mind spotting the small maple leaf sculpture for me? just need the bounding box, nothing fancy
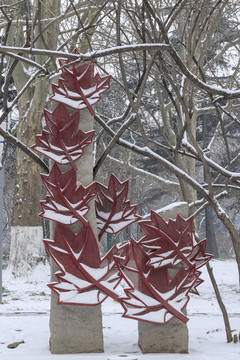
[40,164,96,226]
[51,60,111,115]
[95,174,141,240]
[32,104,94,170]
[139,212,212,270]
[115,239,198,324]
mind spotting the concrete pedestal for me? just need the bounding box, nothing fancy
[138,314,188,353]
[50,292,103,353]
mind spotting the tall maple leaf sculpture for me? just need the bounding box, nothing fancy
[33,55,212,325]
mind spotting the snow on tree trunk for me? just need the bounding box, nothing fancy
[9,98,46,275]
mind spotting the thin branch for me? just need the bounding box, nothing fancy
[94,113,137,177]
[0,126,48,173]
[3,51,47,72]
[207,263,233,343]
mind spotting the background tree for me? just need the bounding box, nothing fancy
[92,0,240,277]
[2,0,60,275]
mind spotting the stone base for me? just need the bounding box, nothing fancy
[50,293,104,354]
[138,317,188,353]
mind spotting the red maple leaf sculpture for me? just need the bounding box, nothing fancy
[189,239,213,269]
[33,54,212,326]
[40,163,96,226]
[115,240,198,324]
[45,224,125,305]
[51,60,111,115]
[95,174,141,240]
[32,104,94,170]
[139,212,212,270]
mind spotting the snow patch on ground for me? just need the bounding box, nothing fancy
[0,259,240,359]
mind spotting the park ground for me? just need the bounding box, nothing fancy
[0,259,240,360]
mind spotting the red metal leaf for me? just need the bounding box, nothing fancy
[51,60,111,115]
[32,104,94,170]
[189,271,204,295]
[115,240,198,324]
[95,174,141,240]
[40,163,96,226]
[44,224,124,305]
[139,212,195,268]
[188,239,213,269]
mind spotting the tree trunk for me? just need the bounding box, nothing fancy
[8,0,60,275]
[202,114,219,258]
[205,206,219,258]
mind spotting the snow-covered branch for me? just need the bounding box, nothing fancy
[0,43,171,62]
[94,114,209,199]
[107,154,180,191]
[182,139,240,183]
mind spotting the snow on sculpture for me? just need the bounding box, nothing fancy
[51,56,110,115]
[39,164,96,226]
[33,55,212,325]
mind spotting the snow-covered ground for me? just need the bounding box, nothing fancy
[0,259,240,359]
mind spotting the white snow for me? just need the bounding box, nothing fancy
[0,259,240,359]
[142,202,187,220]
[81,263,109,280]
